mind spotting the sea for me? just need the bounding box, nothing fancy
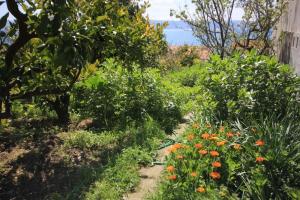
[151,20,201,46]
[151,20,246,46]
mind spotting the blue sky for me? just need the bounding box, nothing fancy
[146,0,244,21]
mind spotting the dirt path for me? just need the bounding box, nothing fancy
[124,113,193,200]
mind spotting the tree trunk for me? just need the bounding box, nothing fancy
[51,93,70,125]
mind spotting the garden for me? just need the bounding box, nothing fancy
[1,0,300,200]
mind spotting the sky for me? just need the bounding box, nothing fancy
[146,0,244,21]
[0,1,244,21]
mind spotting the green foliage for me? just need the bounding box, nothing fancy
[201,51,300,121]
[85,147,153,200]
[72,59,181,132]
[78,0,167,68]
[232,117,300,199]
[162,65,215,115]
[153,117,300,199]
[63,131,120,150]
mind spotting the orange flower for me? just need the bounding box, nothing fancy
[192,123,200,129]
[168,143,183,153]
[255,140,265,146]
[166,165,175,172]
[188,134,195,141]
[173,143,183,149]
[210,171,221,180]
[216,141,227,146]
[176,155,184,159]
[210,150,220,157]
[199,149,208,155]
[167,175,177,180]
[256,157,265,163]
[194,143,203,149]
[167,147,175,154]
[233,143,241,150]
[196,186,205,193]
[219,126,225,132]
[201,133,210,139]
[226,132,234,138]
[206,123,212,128]
[212,161,222,168]
[190,172,197,177]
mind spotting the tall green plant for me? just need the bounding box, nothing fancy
[201,51,300,121]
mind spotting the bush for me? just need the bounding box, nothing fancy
[162,65,215,115]
[201,51,300,121]
[63,130,121,150]
[72,59,181,132]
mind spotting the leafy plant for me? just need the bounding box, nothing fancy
[201,51,300,121]
[72,59,181,132]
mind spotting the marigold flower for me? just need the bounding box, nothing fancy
[192,123,200,129]
[226,132,234,138]
[210,150,219,157]
[219,126,225,132]
[216,141,227,146]
[210,171,221,180]
[233,143,241,150]
[173,143,183,149]
[194,143,203,149]
[196,186,205,193]
[256,157,265,163]
[212,161,221,168]
[176,155,184,159]
[199,149,208,155]
[166,165,175,172]
[255,140,265,146]
[201,133,210,139]
[188,133,195,141]
[190,172,197,177]
[167,175,177,180]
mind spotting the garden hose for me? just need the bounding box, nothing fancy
[157,138,176,150]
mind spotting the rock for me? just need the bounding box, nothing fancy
[76,118,94,130]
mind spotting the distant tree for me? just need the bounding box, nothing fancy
[173,0,287,58]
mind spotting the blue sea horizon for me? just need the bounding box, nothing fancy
[164,29,201,46]
[151,20,245,46]
[151,20,201,46]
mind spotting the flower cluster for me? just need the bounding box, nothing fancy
[164,122,267,196]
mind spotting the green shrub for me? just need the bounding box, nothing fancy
[162,65,215,115]
[63,130,120,150]
[72,59,181,132]
[201,51,300,121]
[232,117,300,199]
